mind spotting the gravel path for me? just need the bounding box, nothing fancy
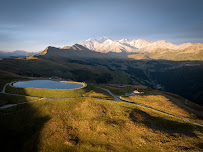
[98,87,203,126]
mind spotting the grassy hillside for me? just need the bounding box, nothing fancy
[120,91,203,124]
[97,84,203,123]
[0,98,202,152]
[0,71,202,152]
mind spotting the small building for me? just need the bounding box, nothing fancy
[133,90,140,94]
[133,90,144,94]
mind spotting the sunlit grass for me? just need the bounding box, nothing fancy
[120,91,203,124]
[0,98,202,152]
[83,87,115,100]
[0,78,202,151]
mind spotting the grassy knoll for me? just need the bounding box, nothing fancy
[0,98,202,152]
[120,90,203,124]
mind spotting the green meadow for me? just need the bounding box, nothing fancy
[0,98,202,152]
[0,77,202,152]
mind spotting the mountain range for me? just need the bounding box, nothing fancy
[80,37,203,54]
[1,38,202,61]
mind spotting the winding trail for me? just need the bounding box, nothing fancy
[96,87,122,101]
[1,82,12,93]
[98,87,203,126]
[1,82,203,126]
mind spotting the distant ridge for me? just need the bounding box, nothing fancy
[36,44,124,59]
[0,50,39,58]
[38,44,89,55]
[79,37,201,53]
[62,44,91,51]
[35,40,203,61]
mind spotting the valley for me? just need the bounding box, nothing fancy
[0,44,202,105]
[0,43,202,152]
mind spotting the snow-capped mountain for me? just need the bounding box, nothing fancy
[80,37,137,53]
[79,37,194,53]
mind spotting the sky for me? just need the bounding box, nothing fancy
[0,0,203,52]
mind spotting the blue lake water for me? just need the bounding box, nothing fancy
[13,80,84,89]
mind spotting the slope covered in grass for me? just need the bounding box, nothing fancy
[120,90,203,124]
[96,84,203,124]
[0,98,202,152]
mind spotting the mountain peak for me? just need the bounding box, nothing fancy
[37,44,91,57]
[80,37,198,53]
[96,36,110,43]
[70,44,89,50]
[86,37,111,43]
[119,38,130,43]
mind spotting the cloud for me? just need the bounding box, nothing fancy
[0,0,203,51]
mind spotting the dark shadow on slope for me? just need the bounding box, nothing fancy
[147,60,203,106]
[0,86,50,152]
[129,108,202,138]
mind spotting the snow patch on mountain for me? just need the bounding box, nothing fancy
[79,37,195,53]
